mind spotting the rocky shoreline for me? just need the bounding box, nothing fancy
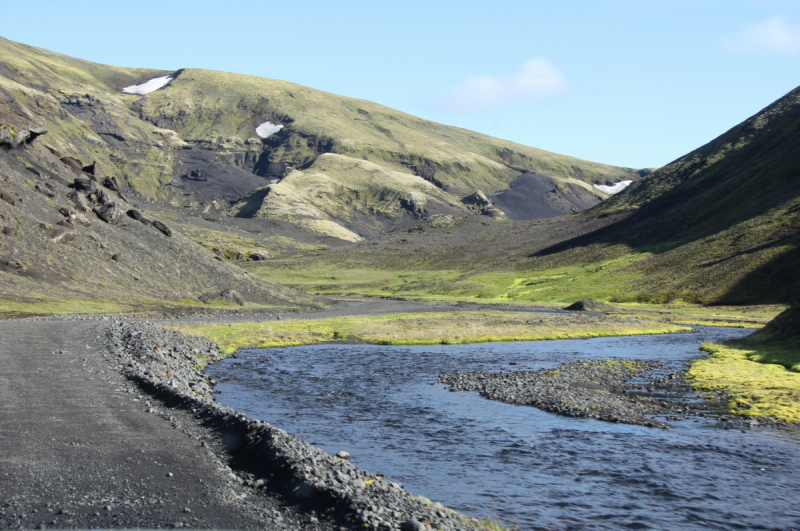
[103,319,488,531]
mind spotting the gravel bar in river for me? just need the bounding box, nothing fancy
[439,359,681,428]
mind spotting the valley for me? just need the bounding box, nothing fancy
[0,34,798,530]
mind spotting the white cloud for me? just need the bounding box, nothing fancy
[726,16,800,53]
[438,58,570,111]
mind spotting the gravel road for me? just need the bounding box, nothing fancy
[0,319,340,530]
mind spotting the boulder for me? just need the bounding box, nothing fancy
[71,177,97,193]
[0,190,21,206]
[126,209,143,221]
[67,190,89,211]
[82,161,98,176]
[564,300,615,312]
[0,126,47,148]
[152,220,172,237]
[199,289,245,306]
[47,226,76,244]
[101,176,120,192]
[93,202,123,224]
[249,251,273,261]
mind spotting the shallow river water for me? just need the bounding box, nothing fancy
[208,326,800,530]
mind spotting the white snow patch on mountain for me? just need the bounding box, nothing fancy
[256,121,284,138]
[594,180,633,195]
[122,76,173,95]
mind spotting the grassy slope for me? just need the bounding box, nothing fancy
[0,37,187,200]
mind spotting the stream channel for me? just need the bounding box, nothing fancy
[208,326,800,530]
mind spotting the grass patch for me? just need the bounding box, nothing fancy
[688,306,800,423]
[169,311,691,354]
[690,342,800,423]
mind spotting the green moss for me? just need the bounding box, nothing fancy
[690,342,800,423]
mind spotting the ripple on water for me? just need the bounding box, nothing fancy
[208,326,800,530]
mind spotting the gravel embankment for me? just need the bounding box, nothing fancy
[439,360,682,428]
[105,319,487,531]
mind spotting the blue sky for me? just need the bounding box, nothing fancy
[2,0,799,169]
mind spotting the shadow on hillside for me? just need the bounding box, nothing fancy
[715,240,800,305]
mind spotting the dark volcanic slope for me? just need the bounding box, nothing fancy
[490,172,604,220]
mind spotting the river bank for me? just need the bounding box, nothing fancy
[1,299,795,530]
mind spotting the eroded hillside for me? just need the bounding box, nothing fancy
[0,81,322,312]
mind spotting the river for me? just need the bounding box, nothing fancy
[207,326,800,530]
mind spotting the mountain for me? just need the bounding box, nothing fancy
[0,37,641,241]
[256,85,800,306]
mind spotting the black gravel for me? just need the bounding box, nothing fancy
[439,359,682,428]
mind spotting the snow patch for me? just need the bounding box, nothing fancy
[256,121,284,138]
[594,180,633,195]
[122,76,173,95]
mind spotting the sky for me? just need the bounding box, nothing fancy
[2,0,799,170]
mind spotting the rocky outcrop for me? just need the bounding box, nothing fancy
[564,300,616,312]
[152,220,172,237]
[461,190,507,218]
[93,201,124,224]
[199,289,245,306]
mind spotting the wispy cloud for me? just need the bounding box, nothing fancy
[437,58,570,112]
[725,16,800,53]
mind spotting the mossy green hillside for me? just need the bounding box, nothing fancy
[249,84,800,305]
[170,311,691,353]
